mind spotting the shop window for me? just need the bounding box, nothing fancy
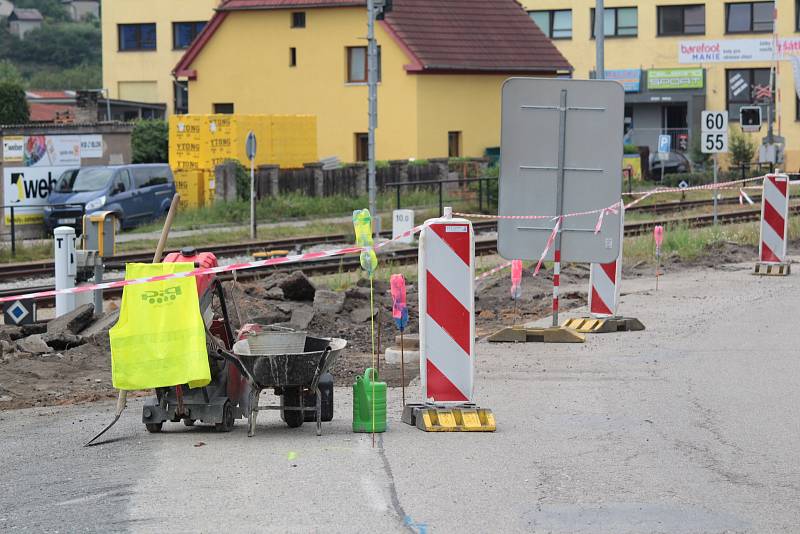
[173,21,206,49]
[292,12,306,28]
[448,131,462,158]
[726,68,771,119]
[658,5,705,35]
[213,103,234,114]
[347,46,381,83]
[591,7,637,37]
[355,133,369,162]
[118,23,156,51]
[529,9,572,39]
[725,2,773,33]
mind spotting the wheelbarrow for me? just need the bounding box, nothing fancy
[221,335,347,437]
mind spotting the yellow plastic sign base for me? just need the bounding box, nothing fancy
[487,325,585,343]
[562,316,646,334]
[401,404,496,432]
[754,262,791,276]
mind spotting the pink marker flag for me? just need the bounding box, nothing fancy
[390,274,408,330]
[654,225,664,248]
[510,260,522,300]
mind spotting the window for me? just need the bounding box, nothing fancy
[658,5,705,35]
[797,0,800,31]
[448,132,462,158]
[290,47,297,67]
[118,23,156,51]
[726,68,771,119]
[115,170,132,193]
[347,46,381,83]
[292,12,306,28]
[132,167,169,189]
[174,81,188,115]
[529,9,572,39]
[355,133,369,161]
[213,103,234,114]
[726,2,773,33]
[173,21,206,49]
[591,7,638,37]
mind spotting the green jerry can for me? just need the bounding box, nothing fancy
[353,368,387,433]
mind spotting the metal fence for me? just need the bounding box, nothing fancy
[387,177,498,216]
[1,203,85,257]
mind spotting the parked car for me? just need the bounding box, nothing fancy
[648,151,692,178]
[45,164,176,233]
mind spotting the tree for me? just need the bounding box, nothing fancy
[10,22,101,69]
[0,81,30,124]
[132,120,169,163]
[729,128,757,168]
[0,60,24,85]
[28,64,101,90]
[689,133,711,170]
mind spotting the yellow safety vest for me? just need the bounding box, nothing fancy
[109,262,210,390]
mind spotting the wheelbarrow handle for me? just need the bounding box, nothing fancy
[215,348,257,387]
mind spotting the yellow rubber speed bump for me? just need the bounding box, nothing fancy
[488,325,585,343]
[563,316,646,334]
[754,263,791,276]
[401,404,496,432]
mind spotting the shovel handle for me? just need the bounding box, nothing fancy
[115,390,128,417]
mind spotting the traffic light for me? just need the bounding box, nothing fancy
[740,106,762,132]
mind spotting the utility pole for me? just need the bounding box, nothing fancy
[595,0,604,79]
[367,0,379,236]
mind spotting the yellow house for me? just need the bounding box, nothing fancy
[101,0,219,115]
[523,0,800,170]
[173,0,572,162]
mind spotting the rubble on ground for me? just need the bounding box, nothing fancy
[0,258,595,410]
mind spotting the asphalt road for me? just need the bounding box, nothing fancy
[1,262,798,533]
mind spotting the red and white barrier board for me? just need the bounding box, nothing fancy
[589,260,621,317]
[588,206,625,317]
[759,174,790,264]
[418,210,474,403]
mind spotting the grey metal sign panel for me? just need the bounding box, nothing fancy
[498,78,624,264]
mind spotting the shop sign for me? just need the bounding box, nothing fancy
[679,38,800,63]
[2,136,24,162]
[606,69,641,92]
[647,68,704,90]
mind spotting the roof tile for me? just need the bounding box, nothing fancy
[185,0,572,74]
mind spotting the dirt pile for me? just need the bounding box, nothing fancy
[0,305,120,410]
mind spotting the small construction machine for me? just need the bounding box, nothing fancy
[141,247,345,435]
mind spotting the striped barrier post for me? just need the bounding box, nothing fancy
[563,206,645,333]
[755,173,791,275]
[402,207,494,432]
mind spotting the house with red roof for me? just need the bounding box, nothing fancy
[174,0,571,161]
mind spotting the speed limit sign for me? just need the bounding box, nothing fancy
[701,111,728,153]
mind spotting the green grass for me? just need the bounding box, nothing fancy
[132,191,480,234]
[0,242,51,264]
[623,217,800,265]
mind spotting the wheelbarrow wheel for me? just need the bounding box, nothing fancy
[282,387,304,428]
[145,422,162,433]
[215,402,235,432]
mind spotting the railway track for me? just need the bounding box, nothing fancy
[2,203,795,306]
[0,195,764,282]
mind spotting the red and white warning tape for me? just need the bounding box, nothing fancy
[6,173,792,303]
[0,223,428,304]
